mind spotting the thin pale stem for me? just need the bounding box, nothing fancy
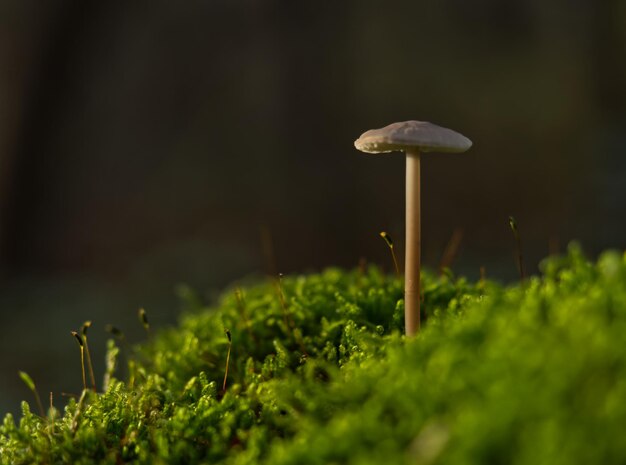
[79,347,86,392]
[49,392,55,433]
[33,389,45,418]
[222,342,231,392]
[405,151,421,336]
[516,235,526,281]
[83,338,97,392]
[390,246,401,278]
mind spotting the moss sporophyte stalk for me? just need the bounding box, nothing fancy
[3,244,626,464]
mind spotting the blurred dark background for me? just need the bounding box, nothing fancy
[1,0,624,415]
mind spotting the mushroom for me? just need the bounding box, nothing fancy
[354,121,472,336]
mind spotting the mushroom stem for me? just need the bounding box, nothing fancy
[405,150,421,336]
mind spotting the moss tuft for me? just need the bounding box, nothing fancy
[3,247,626,464]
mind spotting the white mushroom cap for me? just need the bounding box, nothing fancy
[354,120,472,154]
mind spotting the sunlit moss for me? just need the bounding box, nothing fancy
[2,248,626,464]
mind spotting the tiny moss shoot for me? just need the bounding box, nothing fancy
[138,308,150,334]
[102,339,119,392]
[49,392,55,433]
[509,216,526,281]
[275,273,291,331]
[105,324,132,356]
[81,321,97,392]
[71,389,89,434]
[71,331,87,392]
[380,231,400,277]
[222,329,232,392]
[18,371,44,417]
[104,324,123,339]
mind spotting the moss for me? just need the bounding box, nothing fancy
[2,245,626,464]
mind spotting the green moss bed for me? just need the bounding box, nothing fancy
[2,245,626,464]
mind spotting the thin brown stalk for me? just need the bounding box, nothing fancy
[439,228,464,274]
[380,231,401,278]
[222,329,232,392]
[508,216,526,281]
[275,275,308,356]
[49,392,55,433]
[81,321,97,392]
[138,308,150,335]
[71,331,87,391]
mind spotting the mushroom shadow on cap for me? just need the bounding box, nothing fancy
[354,121,472,154]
